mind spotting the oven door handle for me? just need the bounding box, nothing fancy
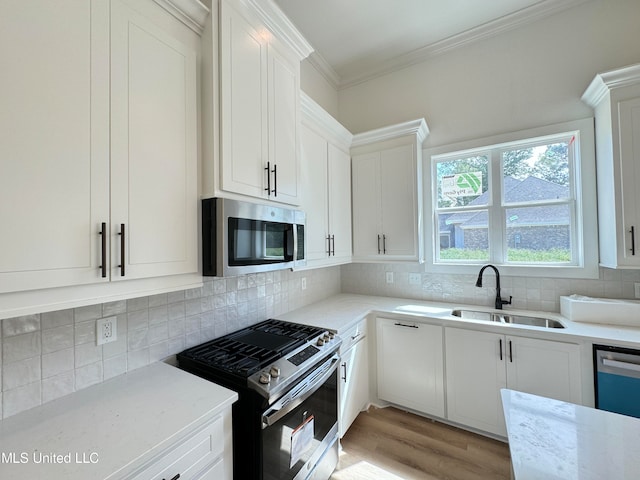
[261,354,339,429]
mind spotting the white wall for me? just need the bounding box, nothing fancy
[300,58,340,118]
[336,0,640,147]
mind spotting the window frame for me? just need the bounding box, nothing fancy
[423,118,598,279]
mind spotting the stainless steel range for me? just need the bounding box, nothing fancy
[177,319,341,480]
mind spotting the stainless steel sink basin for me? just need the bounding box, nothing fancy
[451,309,565,329]
[451,309,496,322]
[502,314,564,328]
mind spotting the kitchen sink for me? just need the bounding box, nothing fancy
[451,309,496,322]
[451,309,565,329]
[502,315,564,328]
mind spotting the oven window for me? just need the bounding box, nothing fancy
[228,218,294,265]
[262,369,338,480]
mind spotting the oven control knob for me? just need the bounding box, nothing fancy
[259,372,271,384]
[323,333,330,341]
[328,332,335,339]
[316,338,325,346]
[270,366,281,378]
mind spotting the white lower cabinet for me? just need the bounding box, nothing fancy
[376,317,445,418]
[445,327,582,437]
[129,414,228,480]
[339,320,369,437]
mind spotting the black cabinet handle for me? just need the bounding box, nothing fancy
[264,161,271,195]
[499,339,503,361]
[394,322,418,329]
[341,362,347,382]
[331,234,335,256]
[273,163,277,197]
[631,226,636,256]
[326,235,331,256]
[383,234,387,254]
[99,222,107,278]
[163,474,180,480]
[119,224,125,277]
[509,340,513,363]
[377,234,381,254]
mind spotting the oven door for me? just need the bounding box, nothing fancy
[261,354,339,480]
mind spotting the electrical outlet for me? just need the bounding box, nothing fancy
[409,273,421,285]
[385,272,394,284]
[635,283,640,299]
[96,317,117,345]
[301,277,307,290]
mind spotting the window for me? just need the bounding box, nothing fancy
[426,119,598,278]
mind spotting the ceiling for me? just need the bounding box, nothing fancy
[273,0,590,89]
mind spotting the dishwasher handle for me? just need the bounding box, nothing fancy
[602,358,640,373]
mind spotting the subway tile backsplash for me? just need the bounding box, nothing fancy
[341,263,640,312]
[0,267,340,419]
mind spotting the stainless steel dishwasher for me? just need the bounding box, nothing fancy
[594,344,640,418]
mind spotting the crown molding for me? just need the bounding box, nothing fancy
[581,63,640,107]
[154,0,210,34]
[245,0,313,60]
[351,118,429,148]
[333,0,592,89]
[300,92,353,148]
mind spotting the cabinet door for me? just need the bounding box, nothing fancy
[339,338,369,437]
[328,144,352,262]
[506,336,582,404]
[377,318,444,417]
[268,42,301,205]
[380,144,418,258]
[0,0,110,293]
[300,125,329,262]
[110,0,198,280]
[352,153,382,258]
[445,328,507,436]
[618,98,640,266]
[219,0,268,198]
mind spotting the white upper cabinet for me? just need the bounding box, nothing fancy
[211,0,312,205]
[0,0,203,302]
[300,93,353,267]
[582,63,640,268]
[351,119,429,262]
[0,0,110,293]
[110,0,199,281]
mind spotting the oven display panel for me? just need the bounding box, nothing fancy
[288,345,320,366]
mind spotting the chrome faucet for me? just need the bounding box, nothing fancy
[476,264,512,310]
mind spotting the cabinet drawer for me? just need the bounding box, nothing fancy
[128,415,224,480]
[340,320,367,353]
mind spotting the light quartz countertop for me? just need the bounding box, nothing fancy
[0,362,237,479]
[276,293,640,348]
[501,388,640,479]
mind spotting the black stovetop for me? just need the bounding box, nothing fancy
[177,319,325,379]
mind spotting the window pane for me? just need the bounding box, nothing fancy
[502,141,571,204]
[505,205,571,263]
[436,155,488,208]
[437,210,489,261]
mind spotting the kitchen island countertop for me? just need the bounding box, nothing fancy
[501,388,640,479]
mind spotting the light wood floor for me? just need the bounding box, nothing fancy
[331,407,511,480]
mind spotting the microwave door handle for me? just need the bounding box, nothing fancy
[261,355,339,428]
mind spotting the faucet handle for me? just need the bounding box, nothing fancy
[501,296,513,307]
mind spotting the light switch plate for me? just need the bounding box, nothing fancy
[635,283,640,299]
[386,272,394,284]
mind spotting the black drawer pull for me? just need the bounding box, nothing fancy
[163,474,180,480]
[394,322,418,329]
[631,226,636,256]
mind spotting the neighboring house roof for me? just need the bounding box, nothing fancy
[444,176,570,228]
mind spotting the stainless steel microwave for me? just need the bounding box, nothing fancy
[202,198,306,276]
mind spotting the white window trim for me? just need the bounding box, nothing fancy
[422,118,598,279]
